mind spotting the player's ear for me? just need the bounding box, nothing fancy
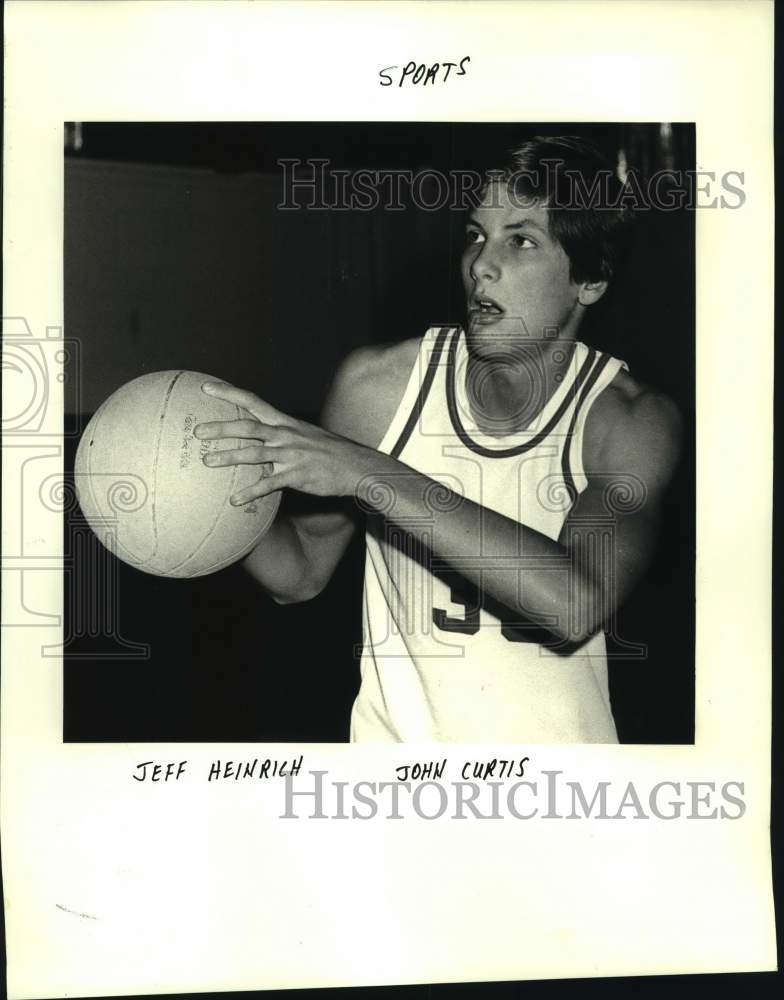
[577,279,608,306]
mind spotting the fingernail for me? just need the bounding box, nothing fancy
[202,382,216,394]
[230,495,241,506]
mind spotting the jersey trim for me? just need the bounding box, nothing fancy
[561,351,613,495]
[446,331,598,459]
[390,326,452,459]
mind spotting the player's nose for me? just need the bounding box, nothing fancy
[469,243,500,283]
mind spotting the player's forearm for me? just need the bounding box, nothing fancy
[356,458,598,644]
[241,515,322,605]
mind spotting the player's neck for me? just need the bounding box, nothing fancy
[465,336,577,437]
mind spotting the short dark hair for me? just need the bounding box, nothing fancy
[490,135,634,284]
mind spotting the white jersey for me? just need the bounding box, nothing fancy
[350,326,627,743]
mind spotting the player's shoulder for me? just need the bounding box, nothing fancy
[583,367,683,485]
[335,336,421,387]
[321,336,422,447]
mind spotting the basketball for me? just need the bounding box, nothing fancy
[74,370,280,578]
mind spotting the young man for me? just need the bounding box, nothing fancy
[195,136,682,743]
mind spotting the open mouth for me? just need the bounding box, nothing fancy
[470,297,504,321]
[472,297,504,315]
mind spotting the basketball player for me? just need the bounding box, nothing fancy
[195,136,682,742]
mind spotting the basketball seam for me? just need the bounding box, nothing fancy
[151,371,186,567]
[163,400,243,575]
[179,491,281,576]
[167,400,279,577]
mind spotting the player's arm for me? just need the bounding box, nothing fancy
[226,351,367,604]
[551,388,683,638]
[200,344,404,605]
[237,503,354,605]
[339,388,681,643]
[197,372,681,642]
[351,387,682,645]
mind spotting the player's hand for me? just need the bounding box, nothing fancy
[195,381,379,505]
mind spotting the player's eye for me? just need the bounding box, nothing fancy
[465,227,485,245]
[510,233,536,249]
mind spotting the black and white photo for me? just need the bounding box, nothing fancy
[1,2,775,995]
[64,123,696,746]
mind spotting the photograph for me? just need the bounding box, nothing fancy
[2,3,775,996]
[63,122,696,746]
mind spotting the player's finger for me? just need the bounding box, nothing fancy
[230,470,294,506]
[194,418,264,440]
[201,445,273,467]
[195,420,287,446]
[201,382,287,425]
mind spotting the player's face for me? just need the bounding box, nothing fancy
[461,182,583,354]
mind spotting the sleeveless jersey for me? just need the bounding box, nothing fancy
[350,326,628,743]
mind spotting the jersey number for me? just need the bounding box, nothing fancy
[432,572,480,635]
[432,573,537,644]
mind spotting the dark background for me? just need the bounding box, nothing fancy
[63,122,695,743]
